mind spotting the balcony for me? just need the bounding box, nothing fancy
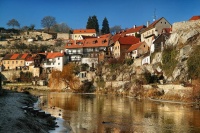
[67,52,83,55]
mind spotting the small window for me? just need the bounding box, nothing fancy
[12,61,14,64]
[58,57,60,60]
[144,45,145,47]
[165,22,166,24]
[58,63,60,65]
[161,22,162,24]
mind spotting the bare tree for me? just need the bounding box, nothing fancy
[7,19,20,28]
[110,25,122,34]
[51,22,70,33]
[41,16,56,33]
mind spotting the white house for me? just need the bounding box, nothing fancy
[43,50,67,71]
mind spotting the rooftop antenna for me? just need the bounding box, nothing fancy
[153,8,157,21]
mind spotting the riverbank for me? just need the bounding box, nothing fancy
[0,89,56,133]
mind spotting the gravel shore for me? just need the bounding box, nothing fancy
[0,89,54,133]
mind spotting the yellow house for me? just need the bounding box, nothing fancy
[141,17,171,47]
[72,29,96,40]
[2,53,30,70]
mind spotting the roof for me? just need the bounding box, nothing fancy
[3,53,29,60]
[118,36,140,45]
[189,16,200,21]
[73,29,96,34]
[123,25,146,35]
[25,56,34,61]
[65,36,109,49]
[46,52,64,59]
[127,42,146,53]
[141,17,165,33]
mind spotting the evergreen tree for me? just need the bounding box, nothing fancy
[86,16,93,29]
[92,15,99,33]
[101,17,110,34]
[86,15,99,34]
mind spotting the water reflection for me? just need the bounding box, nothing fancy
[33,92,200,133]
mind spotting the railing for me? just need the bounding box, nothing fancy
[67,52,82,55]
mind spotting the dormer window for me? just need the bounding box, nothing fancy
[68,43,71,46]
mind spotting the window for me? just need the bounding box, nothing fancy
[12,61,14,64]
[58,57,60,60]
[8,61,9,64]
[67,44,71,46]
[144,45,145,47]
[165,22,166,24]
[58,63,60,65]
[16,61,18,64]
[161,22,162,24]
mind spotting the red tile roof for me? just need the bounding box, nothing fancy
[73,29,96,34]
[118,36,140,45]
[123,25,146,35]
[127,42,146,53]
[21,53,28,59]
[10,54,19,60]
[3,53,29,60]
[46,52,64,59]
[111,33,121,42]
[189,16,200,21]
[25,56,34,61]
[65,37,109,49]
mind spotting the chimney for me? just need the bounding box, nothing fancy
[61,50,63,53]
[147,21,150,27]
[133,25,136,29]
[51,51,53,53]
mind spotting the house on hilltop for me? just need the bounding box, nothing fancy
[141,17,171,47]
[71,29,96,40]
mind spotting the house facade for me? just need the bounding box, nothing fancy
[71,29,96,40]
[43,51,67,72]
[126,41,149,59]
[112,36,140,59]
[2,53,30,70]
[65,34,110,68]
[141,17,171,47]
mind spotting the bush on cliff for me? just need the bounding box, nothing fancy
[187,45,200,80]
[161,46,178,77]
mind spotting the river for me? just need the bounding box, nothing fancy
[31,91,200,133]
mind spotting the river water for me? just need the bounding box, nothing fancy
[32,91,200,133]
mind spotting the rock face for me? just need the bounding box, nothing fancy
[163,20,200,82]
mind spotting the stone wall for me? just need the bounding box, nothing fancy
[105,81,129,88]
[143,84,193,93]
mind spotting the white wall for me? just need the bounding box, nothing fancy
[81,58,98,68]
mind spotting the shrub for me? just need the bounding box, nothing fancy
[187,45,200,79]
[124,58,133,66]
[161,46,178,76]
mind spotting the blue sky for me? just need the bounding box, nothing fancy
[0,0,200,30]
